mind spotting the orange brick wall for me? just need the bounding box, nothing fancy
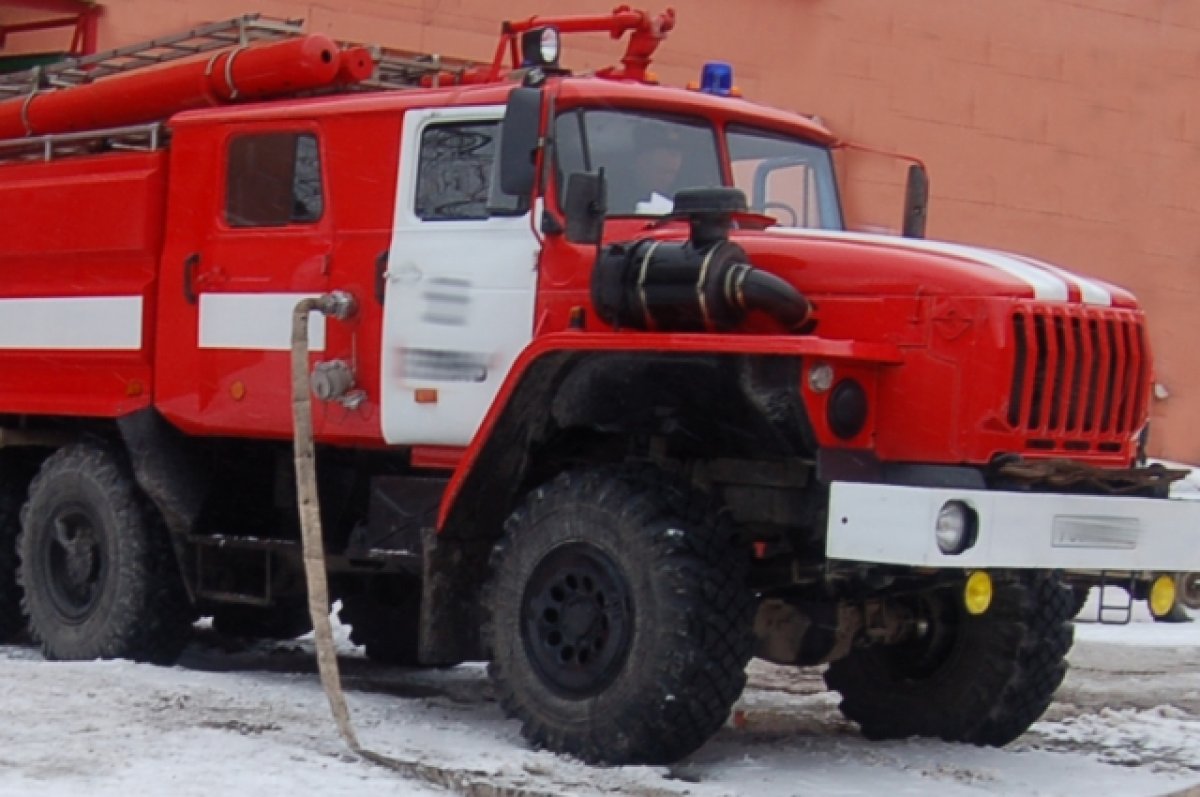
[4,1,1200,461]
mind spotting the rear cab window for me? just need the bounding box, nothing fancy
[225,132,324,227]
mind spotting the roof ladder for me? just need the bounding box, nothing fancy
[0,14,305,98]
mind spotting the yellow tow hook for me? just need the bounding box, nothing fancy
[964,571,994,616]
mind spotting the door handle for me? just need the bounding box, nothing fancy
[183,253,200,305]
[388,263,423,284]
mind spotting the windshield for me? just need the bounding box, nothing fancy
[555,109,843,229]
[728,125,843,230]
[555,109,722,215]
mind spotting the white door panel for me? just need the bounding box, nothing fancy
[381,106,539,446]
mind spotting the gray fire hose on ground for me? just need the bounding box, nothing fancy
[290,294,559,797]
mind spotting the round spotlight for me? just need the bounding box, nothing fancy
[827,379,867,439]
[808,362,834,393]
[520,26,561,68]
[935,500,977,555]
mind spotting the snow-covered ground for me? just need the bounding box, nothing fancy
[0,464,1195,795]
[0,598,1197,797]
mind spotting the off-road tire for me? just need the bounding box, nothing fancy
[825,573,1074,746]
[339,590,422,666]
[212,602,313,640]
[0,465,30,642]
[1068,584,1091,618]
[18,443,192,664]
[1152,599,1192,623]
[484,466,755,764]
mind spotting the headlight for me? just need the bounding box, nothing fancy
[935,500,977,555]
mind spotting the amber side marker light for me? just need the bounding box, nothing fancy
[1149,574,1177,619]
[964,571,993,615]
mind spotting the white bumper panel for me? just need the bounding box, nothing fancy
[826,481,1200,572]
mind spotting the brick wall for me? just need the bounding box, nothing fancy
[5,0,1199,460]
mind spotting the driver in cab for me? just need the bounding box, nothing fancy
[627,125,683,214]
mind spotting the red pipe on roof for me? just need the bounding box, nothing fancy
[0,34,357,140]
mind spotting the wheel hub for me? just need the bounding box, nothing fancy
[45,508,105,620]
[522,542,633,697]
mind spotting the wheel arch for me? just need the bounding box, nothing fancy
[439,348,817,543]
[420,345,815,664]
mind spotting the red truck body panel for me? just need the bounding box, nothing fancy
[0,150,163,418]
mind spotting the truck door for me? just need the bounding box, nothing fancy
[380,105,538,446]
[156,123,334,437]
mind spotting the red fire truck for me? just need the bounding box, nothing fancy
[0,7,1196,765]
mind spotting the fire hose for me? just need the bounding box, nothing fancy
[290,295,561,796]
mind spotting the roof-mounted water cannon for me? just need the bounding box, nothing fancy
[490,5,677,83]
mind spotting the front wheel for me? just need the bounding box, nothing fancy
[825,573,1074,746]
[484,467,754,764]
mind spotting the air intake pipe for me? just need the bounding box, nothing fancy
[591,188,811,332]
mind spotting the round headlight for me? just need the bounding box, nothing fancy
[827,379,867,439]
[936,500,976,555]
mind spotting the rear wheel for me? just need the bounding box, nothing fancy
[18,443,192,664]
[825,573,1074,745]
[484,467,754,764]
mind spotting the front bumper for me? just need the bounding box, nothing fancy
[826,482,1200,572]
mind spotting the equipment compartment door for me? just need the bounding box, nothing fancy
[381,106,538,446]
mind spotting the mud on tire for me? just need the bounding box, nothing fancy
[484,466,755,765]
[824,573,1074,746]
[18,443,192,664]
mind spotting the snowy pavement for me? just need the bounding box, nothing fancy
[0,463,1195,795]
[0,599,1197,797]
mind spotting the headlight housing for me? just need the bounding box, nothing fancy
[935,500,978,555]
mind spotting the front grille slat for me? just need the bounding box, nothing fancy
[1065,316,1084,431]
[1100,319,1119,433]
[1006,305,1148,452]
[1048,314,1068,431]
[1008,315,1028,428]
[1029,315,1049,429]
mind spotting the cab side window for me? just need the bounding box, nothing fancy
[226,132,324,227]
[415,121,525,221]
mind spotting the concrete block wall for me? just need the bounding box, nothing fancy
[4,0,1199,460]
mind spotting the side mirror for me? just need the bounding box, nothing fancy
[562,170,607,245]
[498,87,543,196]
[902,164,929,239]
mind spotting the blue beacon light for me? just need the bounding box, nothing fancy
[699,61,734,96]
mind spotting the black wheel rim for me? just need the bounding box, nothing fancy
[521,542,634,697]
[42,504,106,622]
